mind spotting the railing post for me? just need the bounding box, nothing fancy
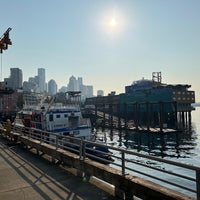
[159,101,164,132]
[197,169,200,200]
[82,142,86,160]
[146,101,150,131]
[40,131,42,144]
[28,129,31,139]
[135,102,139,130]
[121,151,125,176]
[124,103,127,129]
[56,135,58,150]
[79,139,83,159]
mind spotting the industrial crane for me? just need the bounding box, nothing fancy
[0,27,14,94]
[0,27,12,53]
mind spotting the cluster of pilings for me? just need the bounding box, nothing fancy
[86,101,193,132]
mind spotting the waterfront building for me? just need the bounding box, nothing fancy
[0,91,20,120]
[85,72,195,128]
[124,78,195,109]
[22,92,42,105]
[86,72,195,112]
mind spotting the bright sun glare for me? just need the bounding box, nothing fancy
[109,17,117,28]
[100,8,126,37]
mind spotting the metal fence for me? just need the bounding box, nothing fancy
[4,124,200,199]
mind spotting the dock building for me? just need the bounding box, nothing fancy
[85,72,195,130]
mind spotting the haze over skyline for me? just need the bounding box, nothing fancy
[1,1,199,99]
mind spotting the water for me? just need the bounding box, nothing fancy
[98,106,200,165]
[95,106,200,197]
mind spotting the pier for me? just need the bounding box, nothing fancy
[83,101,193,132]
[0,124,199,200]
[84,73,195,132]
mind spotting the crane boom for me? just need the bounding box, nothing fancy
[0,27,12,53]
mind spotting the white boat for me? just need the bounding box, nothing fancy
[14,93,113,163]
[19,103,90,135]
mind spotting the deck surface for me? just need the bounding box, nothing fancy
[0,137,114,200]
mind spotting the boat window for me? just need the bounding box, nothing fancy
[64,114,68,118]
[56,115,60,118]
[54,124,63,127]
[73,130,79,135]
[63,132,70,136]
[49,114,53,121]
[68,116,79,127]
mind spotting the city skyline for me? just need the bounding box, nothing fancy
[5,67,95,96]
[1,1,199,100]
[4,67,104,96]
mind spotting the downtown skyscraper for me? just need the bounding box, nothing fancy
[4,68,23,90]
[38,68,46,93]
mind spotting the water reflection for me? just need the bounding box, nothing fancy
[124,128,197,158]
[97,124,198,159]
[96,109,200,198]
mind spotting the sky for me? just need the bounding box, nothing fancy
[1,0,200,100]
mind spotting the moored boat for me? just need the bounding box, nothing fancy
[14,93,113,164]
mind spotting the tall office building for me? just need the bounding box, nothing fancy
[48,79,57,96]
[38,68,46,93]
[66,76,93,99]
[4,68,23,90]
[68,75,78,91]
[77,77,83,91]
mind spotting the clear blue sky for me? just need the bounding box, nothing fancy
[1,0,200,100]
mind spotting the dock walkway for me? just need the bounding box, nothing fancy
[0,126,198,200]
[0,137,114,200]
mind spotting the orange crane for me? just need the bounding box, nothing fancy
[0,27,12,53]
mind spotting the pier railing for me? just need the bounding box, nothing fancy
[5,125,200,199]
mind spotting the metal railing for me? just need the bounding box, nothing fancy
[3,124,200,199]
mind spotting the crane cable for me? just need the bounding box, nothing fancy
[0,53,2,82]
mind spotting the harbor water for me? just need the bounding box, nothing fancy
[98,106,200,164]
[95,105,200,197]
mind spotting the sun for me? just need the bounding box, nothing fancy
[109,17,117,28]
[99,9,126,37]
